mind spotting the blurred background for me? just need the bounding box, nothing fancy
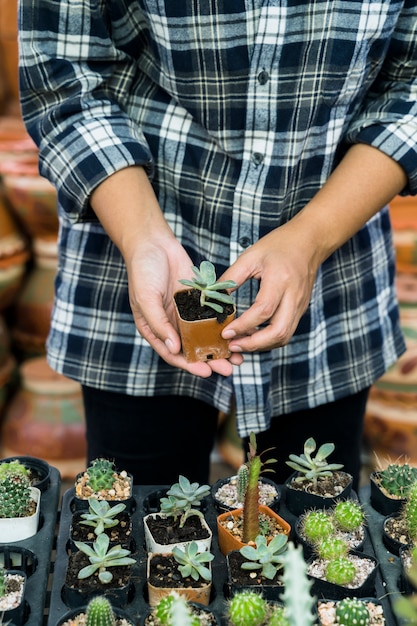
[1,0,417,486]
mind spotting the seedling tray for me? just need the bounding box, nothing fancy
[0,466,61,626]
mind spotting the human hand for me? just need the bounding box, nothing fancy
[219,218,322,353]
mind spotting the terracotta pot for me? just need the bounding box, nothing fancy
[146,551,212,607]
[173,289,236,362]
[0,156,58,238]
[216,504,291,556]
[0,356,87,479]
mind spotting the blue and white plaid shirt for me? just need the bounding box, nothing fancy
[18,0,417,437]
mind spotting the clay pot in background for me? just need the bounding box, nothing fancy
[1,356,87,480]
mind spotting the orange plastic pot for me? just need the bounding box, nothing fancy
[216,504,291,556]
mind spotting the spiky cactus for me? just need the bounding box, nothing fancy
[227,590,269,626]
[242,432,276,543]
[379,463,417,498]
[85,596,116,626]
[237,464,249,503]
[333,500,364,533]
[86,459,116,492]
[316,537,349,561]
[0,567,5,597]
[0,461,32,518]
[325,556,356,586]
[280,542,316,626]
[335,597,370,625]
[154,592,199,626]
[268,606,290,626]
[301,509,334,544]
[401,481,417,542]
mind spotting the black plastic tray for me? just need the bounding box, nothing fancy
[0,466,61,626]
[47,483,399,626]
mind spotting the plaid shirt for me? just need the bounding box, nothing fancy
[18,0,417,437]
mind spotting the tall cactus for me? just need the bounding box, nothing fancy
[85,596,116,626]
[402,481,417,542]
[280,542,316,626]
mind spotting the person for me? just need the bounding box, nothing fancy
[18,1,417,490]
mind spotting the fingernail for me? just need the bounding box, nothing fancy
[222,329,236,339]
[229,344,242,352]
[165,338,174,352]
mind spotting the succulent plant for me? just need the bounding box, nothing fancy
[285,437,344,486]
[0,460,32,518]
[239,533,288,580]
[178,260,237,313]
[85,595,116,626]
[280,542,316,626]
[241,431,277,543]
[79,497,127,536]
[301,509,335,544]
[85,458,117,492]
[335,597,370,626]
[171,540,214,582]
[333,500,365,533]
[74,532,136,584]
[268,606,290,626]
[315,536,349,561]
[378,462,417,498]
[401,481,417,542]
[154,592,200,626]
[325,556,357,586]
[236,464,249,503]
[159,475,210,527]
[0,567,5,598]
[226,590,269,626]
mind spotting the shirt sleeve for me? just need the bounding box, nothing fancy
[18,0,154,222]
[345,0,417,195]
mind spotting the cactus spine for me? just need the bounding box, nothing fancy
[325,556,356,586]
[335,597,370,625]
[227,590,268,626]
[333,500,364,533]
[85,596,116,626]
[316,536,349,561]
[379,463,417,498]
[301,510,334,544]
[86,459,116,492]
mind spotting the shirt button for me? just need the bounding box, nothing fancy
[238,236,252,248]
[257,70,270,85]
[252,152,264,166]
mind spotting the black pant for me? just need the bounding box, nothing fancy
[242,387,370,492]
[82,386,369,490]
[81,388,219,485]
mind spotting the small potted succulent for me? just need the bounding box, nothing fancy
[146,540,215,607]
[316,596,386,625]
[140,590,222,626]
[69,496,133,551]
[63,531,136,608]
[56,594,136,626]
[211,469,281,513]
[225,533,288,600]
[174,260,237,362]
[73,457,134,511]
[217,432,291,556]
[143,475,212,553]
[0,455,52,492]
[370,458,417,515]
[0,458,41,541]
[0,564,27,626]
[284,437,353,516]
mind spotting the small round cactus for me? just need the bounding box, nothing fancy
[86,458,116,492]
[85,596,116,626]
[0,462,32,518]
[379,463,417,498]
[227,590,268,626]
[154,592,199,626]
[316,536,349,561]
[333,500,364,532]
[335,597,370,625]
[325,556,357,586]
[268,605,290,626]
[302,509,335,544]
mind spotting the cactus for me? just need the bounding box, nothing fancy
[280,542,316,626]
[268,606,290,626]
[333,500,365,533]
[401,481,417,542]
[325,556,357,586]
[85,596,116,626]
[0,567,5,597]
[335,597,370,626]
[0,461,32,518]
[237,464,249,503]
[226,590,269,626]
[242,432,276,543]
[301,509,335,544]
[86,458,117,492]
[316,536,349,561]
[379,463,417,498]
[154,592,199,626]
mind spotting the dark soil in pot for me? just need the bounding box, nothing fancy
[145,514,211,545]
[285,471,353,516]
[382,514,412,555]
[147,553,211,592]
[174,289,234,322]
[69,511,133,549]
[141,601,220,626]
[225,550,284,600]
